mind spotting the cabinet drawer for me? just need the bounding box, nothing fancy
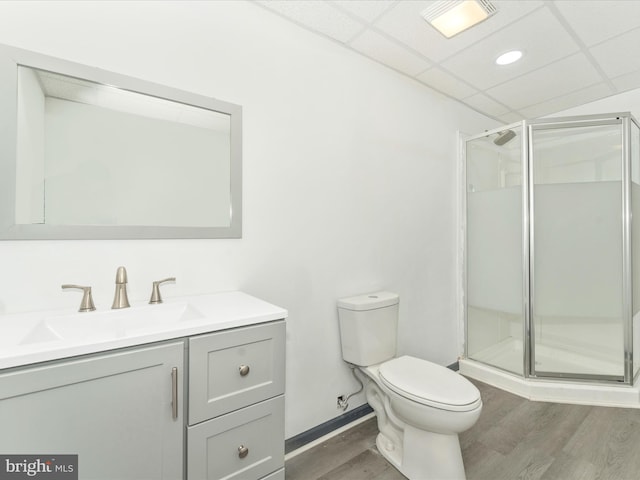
[261,468,285,480]
[189,320,285,424]
[187,395,284,480]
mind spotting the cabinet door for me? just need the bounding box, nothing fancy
[0,341,184,480]
[189,321,285,424]
[187,396,284,480]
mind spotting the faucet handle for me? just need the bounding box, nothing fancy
[115,266,128,284]
[62,284,96,312]
[149,277,176,304]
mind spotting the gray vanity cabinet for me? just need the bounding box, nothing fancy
[0,317,286,480]
[187,320,286,480]
[0,341,184,480]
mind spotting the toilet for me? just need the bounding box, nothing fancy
[337,291,482,480]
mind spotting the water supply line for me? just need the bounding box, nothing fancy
[337,363,364,411]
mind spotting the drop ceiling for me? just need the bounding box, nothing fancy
[256,0,640,124]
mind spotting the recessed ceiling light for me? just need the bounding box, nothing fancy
[421,0,497,39]
[495,50,523,65]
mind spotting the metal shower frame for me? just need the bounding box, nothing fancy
[463,111,640,386]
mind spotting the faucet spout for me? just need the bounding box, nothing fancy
[112,266,131,309]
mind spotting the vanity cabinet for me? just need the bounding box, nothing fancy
[0,318,286,480]
[0,341,184,480]
[0,298,286,480]
[187,320,286,480]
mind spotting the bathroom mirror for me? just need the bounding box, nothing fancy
[0,45,242,239]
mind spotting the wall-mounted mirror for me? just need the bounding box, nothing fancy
[0,45,242,239]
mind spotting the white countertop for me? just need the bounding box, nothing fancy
[0,291,287,370]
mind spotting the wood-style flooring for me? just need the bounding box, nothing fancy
[285,378,640,480]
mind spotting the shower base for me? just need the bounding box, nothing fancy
[469,337,622,377]
[460,339,640,408]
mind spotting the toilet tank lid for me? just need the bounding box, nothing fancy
[337,291,399,311]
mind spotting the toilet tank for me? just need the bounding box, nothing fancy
[337,291,399,366]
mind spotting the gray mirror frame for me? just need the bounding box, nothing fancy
[0,44,242,240]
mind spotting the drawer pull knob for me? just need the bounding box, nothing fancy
[238,445,249,459]
[239,364,250,376]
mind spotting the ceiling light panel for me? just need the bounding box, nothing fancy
[421,0,497,38]
[372,0,541,64]
[496,50,523,65]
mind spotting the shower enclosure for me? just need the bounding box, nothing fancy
[464,112,640,387]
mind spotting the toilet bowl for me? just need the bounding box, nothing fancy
[337,292,482,480]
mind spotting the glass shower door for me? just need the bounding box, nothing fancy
[530,121,625,380]
[466,125,524,375]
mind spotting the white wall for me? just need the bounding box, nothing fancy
[0,0,498,438]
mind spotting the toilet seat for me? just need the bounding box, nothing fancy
[378,355,481,412]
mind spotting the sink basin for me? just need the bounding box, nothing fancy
[17,322,63,345]
[41,303,204,342]
[4,302,203,347]
[0,291,288,370]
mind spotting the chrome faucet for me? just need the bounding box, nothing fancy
[112,266,131,309]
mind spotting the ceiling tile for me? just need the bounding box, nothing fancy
[256,0,364,43]
[441,7,580,91]
[374,0,544,63]
[485,53,603,111]
[554,0,640,46]
[518,82,614,119]
[589,27,640,79]
[330,0,396,23]
[256,1,640,120]
[349,29,431,77]
[462,93,510,117]
[416,67,478,99]
[612,70,640,93]
[497,112,525,124]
